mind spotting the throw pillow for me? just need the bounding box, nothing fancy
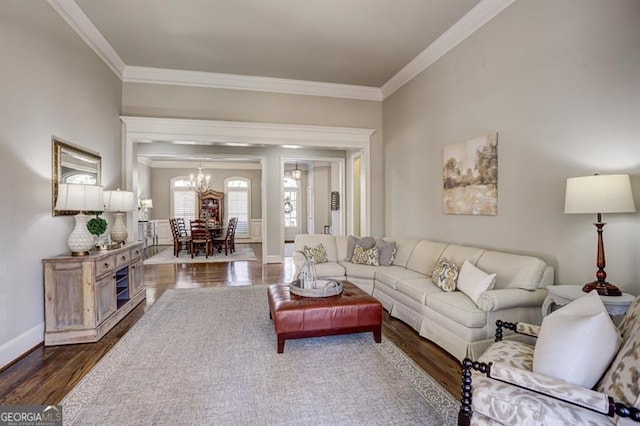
[352,244,379,266]
[344,236,376,261]
[376,238,397,266]
[533,291,622,388]
[457,260,496,305]
[431,257,459,292]
[302,244,328,264]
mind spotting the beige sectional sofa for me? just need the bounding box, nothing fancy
[293,234,554,361]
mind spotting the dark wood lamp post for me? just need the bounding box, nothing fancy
[564,174,636,296]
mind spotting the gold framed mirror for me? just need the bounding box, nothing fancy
[52,137,102,216]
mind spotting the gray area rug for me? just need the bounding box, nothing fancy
[143,245,257,265]
[61,285,459,425]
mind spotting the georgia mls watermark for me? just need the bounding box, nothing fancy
[0,405,62,426]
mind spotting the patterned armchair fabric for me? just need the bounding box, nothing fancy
[459,295,640,426]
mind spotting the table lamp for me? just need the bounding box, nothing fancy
[55,183,105,256]
[564,174,636,296]
[104,189,135,244]
[139,198,153,221]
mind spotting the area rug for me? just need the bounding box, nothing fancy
[143,245,257,265]
[61,286,459,425]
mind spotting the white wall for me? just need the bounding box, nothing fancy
[0,1,123,367]
[313,165,331,232]
[122,82,384,257]
[383,0,640,293]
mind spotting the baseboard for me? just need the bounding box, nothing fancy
[0,323,44,370]
[264,255,282,264]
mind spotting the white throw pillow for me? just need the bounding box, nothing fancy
[533,291,622,388]
[457,260,496,305]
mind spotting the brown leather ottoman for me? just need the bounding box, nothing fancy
[267,281,382,353]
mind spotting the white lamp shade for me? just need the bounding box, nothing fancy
[565,174,636,214]
[104,190,135,212]
[55,183,104,212]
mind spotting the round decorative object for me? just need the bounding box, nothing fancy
[289,279,343,298]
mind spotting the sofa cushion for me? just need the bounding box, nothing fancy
[404,240,447,276]
[375,267,424,290]
[476,250,547,291]
[313,261,346,279]
[426,292,486,328]
[437,244,485,268]
[302,243,329,264]
[432,257,458,292]
[375,238,397,266]
[457,260,496,306]
[341,261,388,280]
[344,236,375,261]
[381,238,420,268]
[294,234,338,262]
[335,235,349,262]
[533,291,622,388]
[396,278,441,305]
[352,244,379,266]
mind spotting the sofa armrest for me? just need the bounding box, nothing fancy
[477,288,548,312]
[489,362,612,414]
[460,359,640,426]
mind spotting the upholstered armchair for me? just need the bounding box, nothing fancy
[459,294,640,425]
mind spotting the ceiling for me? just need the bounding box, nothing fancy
[74,0,480,88]
[54,0,513,166]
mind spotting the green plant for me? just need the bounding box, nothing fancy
[87,212,107,236]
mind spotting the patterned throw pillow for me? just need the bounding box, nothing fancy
[344,236,376,261]
[302,244,328,264]
[432,257,459,292]
[352,244,379,266]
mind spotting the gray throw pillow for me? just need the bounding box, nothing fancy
[376,238,397,266]
[345,236,376,261]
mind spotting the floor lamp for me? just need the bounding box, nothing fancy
[55,183,105,256]
[564,174,636,296]
[104,189,135,245]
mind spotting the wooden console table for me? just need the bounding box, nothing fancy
[42,242,146,345]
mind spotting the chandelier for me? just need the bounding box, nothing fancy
[190,164,211,195]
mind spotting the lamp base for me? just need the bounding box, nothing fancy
[71,250,90,257]
[582,281,622,297]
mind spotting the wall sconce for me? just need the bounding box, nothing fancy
[330,191,340,211]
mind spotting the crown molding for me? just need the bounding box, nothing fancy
[47,0,125,78]
[143,160,262,170]
[49,0,512,102]
[123,66,382,101]
[381,0,516,99]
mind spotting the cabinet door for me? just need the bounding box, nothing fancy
[96,275,116,324]
[129,259,144,296]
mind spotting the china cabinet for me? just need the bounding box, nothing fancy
[198,190,224,224]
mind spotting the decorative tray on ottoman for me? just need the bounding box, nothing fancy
[289,279,343,298]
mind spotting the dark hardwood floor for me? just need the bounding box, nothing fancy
[0,243,462,405]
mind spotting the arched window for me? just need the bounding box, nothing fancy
[171,177,197,220]
[225,177,250,238]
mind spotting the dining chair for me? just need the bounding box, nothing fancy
[169,218,191,257]
[190,219,213,258]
